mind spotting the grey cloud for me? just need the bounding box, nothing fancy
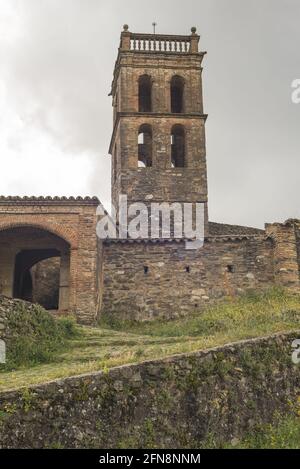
[0,0,299,227]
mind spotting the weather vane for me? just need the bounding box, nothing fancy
[152,22,157,34]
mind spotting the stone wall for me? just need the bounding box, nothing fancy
[0,331,298,448]
[0,296,8,342]
[31,257,60,310]
[294,220,300,275]
[101,235,275,321]
[0,297,7,367]
[266,219,300,293]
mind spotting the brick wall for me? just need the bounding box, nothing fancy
[0,197,99,324]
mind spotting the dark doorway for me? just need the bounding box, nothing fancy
[13,249,60,310]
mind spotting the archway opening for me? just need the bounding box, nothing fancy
[171,75,185,113]
[138,124,153,167]
[13,249,61,310]
[138,75,152,112]
[0,226,70,311]
[171,124,185,167]
[19,269,33,303]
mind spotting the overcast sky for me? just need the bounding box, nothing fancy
[0,0,299,228]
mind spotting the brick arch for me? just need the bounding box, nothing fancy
[168,73,186,84]
[0,220,78,248]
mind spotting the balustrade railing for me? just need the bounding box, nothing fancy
[130,34,191,53]
[120,26,200,54]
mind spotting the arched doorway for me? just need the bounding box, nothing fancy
[0,226,70,311]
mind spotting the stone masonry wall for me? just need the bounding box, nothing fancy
[294,220,300,276]
[0,297,8,342]
[101,236,275,321]
[0,331,298,448]
[266,220,300,293]
[31,257,60,310]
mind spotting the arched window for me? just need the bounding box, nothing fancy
[138,75,152,112]
[138,124,152,167]
[170,75,185,113]
[171,125,185,167]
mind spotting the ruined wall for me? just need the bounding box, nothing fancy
[294,220,300,277]
[0,331,298,449]
[101,235,275,321]
[265,220,300,293]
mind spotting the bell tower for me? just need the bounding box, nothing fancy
[109,25,208,233]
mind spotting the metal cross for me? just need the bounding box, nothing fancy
[152,22,157,34]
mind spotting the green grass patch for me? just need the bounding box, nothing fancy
[100,287,300,338]
[0,287,299,391]
[0,299,79,372]
[215,414,300,449]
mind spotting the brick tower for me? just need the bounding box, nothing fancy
[109,25,208,234]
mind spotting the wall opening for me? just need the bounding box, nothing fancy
[171,124,185,167]
[171,75,185,113]
[138,124,153,167]
[138,75,152,112]
[13,249,61,310]
[0,226,70,311]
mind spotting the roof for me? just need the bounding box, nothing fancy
[104,234,265,246]
[208,221,264,236]
[103,221,266,245]
[0,196,100,206]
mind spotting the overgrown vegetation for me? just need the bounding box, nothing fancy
[203,414,300,449]
[238,416,300,449]
[0,287,299,391]
[100,287,300,337]
[0,299,78,372]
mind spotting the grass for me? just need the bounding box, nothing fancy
[0,287,300,392]
[0,298,78,372]
[100,287,300,337]
[214,413,300,449]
